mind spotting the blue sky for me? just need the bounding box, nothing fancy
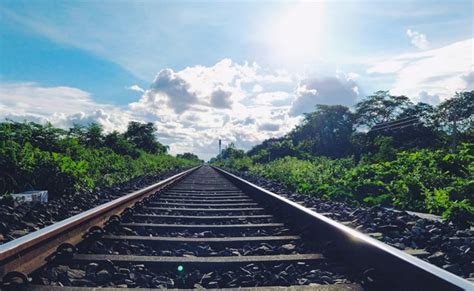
[0,0,472,159]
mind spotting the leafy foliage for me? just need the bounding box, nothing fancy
[291,105,354,158]
[124,121,168,154]
[0,121,200,198]
[354,90,412,128]
[244,144,473,224]
[176,153,204,163]
[210,143,254,171]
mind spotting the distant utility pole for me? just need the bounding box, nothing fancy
[218,139,222,155]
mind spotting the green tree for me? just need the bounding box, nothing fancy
[219,143,246,160]
[366,102,441,151]
[291,105,354,158]
[84,123,104,148]
[436,91,474,150]
[124,122,168,154]
[2,121,66,153]
[0,120,200,198]
[177,152,203,163]
[104,131,139,158]
[248,138,298,163]
[68,124,87,144]
[355,91,412,128]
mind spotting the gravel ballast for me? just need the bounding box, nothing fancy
[33,260,355,288]
[0,167,191,244]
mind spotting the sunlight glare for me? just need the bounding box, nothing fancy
[266,3,325,64]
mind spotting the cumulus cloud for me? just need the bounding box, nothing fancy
[406,29,430,50]
[126,85,145,93]
[128,59,301,159]
[289,76,360,116]
[258,122,280,132]
[150,69,198,113]
[0,82,131,132]
[367,38,473,102]
[462,71,474,91]
[210,89,233,109]
[252,84,263,93]
[62,109,131,132]
[416,91,440,105]
[133,59,294,116]
[253,91,292,107]
[0,82,94,115]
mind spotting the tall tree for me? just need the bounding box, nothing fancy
[355,91,413,128]
[291,105,354,158]
[248,137,298,163]
[218,143,246,160]
[68,124,87,144]
[177,152,203,163]
[368,102,441,150]
[84,123,104,148]
[124,122,168,154]
[5,121,66,152]
[436,91,474,150]
[104,131,139,157]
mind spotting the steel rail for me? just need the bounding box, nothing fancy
[0,166,199,280]
[212,166,473,291]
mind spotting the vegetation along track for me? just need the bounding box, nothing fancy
[0,166,471,290]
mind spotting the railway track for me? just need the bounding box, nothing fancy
[0,166,472,290]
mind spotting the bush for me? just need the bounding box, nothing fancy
[444,200,474,228]
[0,121,200,199]
[252,156,354,199]
[221,144,473,225]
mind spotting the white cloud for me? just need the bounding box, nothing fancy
[135,60,364,159]
[289,76,360,116]
[252,84,263,93]
[416,91,440,105]
[462,72,474,91]
[253,91,292,107]
[129,59,302,159]
[406,29,430,50]
[0,82,131,132]
[367,38,473,102]
[60,109,132,132]
[126,85,145,93]
[210,89,233,109]
[0,82,94,115]
[258,122,280,132]
[150,68,199,113]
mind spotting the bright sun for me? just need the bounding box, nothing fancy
[266,3,325,64]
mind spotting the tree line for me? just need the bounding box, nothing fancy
[247,91,473,162]
[0,121,200,199]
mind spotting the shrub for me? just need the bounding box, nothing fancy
[221,144,473,225]
[0,121,200,199]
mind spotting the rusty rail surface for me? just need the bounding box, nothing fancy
[212,166,473,291]
[0,166,198,279]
